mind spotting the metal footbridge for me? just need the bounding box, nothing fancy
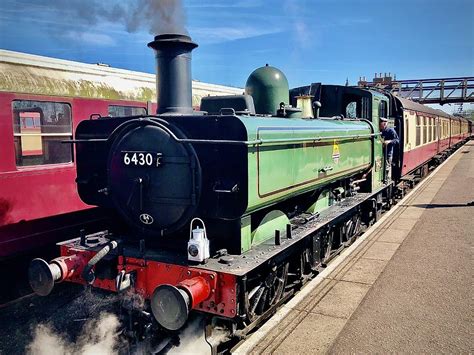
[357,74,474,105]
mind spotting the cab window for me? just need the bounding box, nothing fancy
[378,101,387,119]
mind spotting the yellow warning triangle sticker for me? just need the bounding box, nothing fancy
[332,140,340,163]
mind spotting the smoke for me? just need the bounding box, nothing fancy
[126,0,188,35]
[167,315,211,355]
[27,312,122,355]
[162,315,231,355]
[283,0,313,50]
[47,0,188,35]
[26,288,132,355]
[27,324,69,355]
[121,288,146,311]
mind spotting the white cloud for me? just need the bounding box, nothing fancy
[64,31,116,46]
[190,26,282,44]
[428,103,474,115]
[186,0,264,8]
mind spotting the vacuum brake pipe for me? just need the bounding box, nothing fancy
[81,240,120,284]
[28,240,120,296]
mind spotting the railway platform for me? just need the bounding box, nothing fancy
[236,141,473,354]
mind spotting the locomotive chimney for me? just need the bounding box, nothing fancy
[148,34,198,114]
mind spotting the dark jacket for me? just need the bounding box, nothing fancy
[381,127,399,159]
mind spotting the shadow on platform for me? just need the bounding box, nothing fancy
[412,202,474,209]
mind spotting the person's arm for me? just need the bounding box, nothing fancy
[390,128,399,145]
[383,128,399,146]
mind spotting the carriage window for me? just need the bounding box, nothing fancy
[423,116,427,144]
[405,119,409,146]
[416,116,421,146]
[428,118,432,142]
[108,105,146,117]
[12,101,73,166]
[378,101,387,119]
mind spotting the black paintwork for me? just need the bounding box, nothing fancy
[75,115,248,244]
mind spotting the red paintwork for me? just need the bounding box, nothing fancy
[178,276,212,308]
[50,253,87,282]
[402,140,439,175]
[0,92,156,258]
[118,257,237,318]
[58,243,238,318]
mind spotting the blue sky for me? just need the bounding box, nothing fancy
[1,0,473,105]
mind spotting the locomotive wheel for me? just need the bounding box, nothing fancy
[247,263,289,322]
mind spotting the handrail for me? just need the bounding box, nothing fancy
[68,132,379,146]
[67,117,378,146]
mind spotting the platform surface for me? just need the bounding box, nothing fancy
[243,141,473,354]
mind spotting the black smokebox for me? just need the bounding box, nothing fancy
[148,34,198,114]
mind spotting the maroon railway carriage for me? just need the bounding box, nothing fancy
[0,93,150,258]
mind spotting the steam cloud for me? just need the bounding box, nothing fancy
[46,0,187,35]
[27,312,122,355]
[167,316,211,355]
[25,294,230,355]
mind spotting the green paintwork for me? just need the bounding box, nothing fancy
[239,115,373,214]
[250,210,289,248]
[240,215,252,253]
[234,89,389,252]
[245,65,289,115]
[236,89,387,255]
[306,189,331,214]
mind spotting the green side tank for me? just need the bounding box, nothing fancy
[245,64,289,115]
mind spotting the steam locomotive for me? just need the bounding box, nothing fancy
[28,33,469,350]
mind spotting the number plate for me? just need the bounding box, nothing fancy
[122,151,162,167]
